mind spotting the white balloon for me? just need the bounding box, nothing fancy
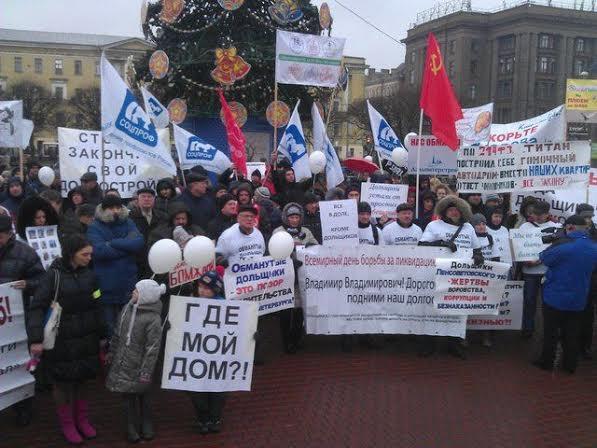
[391,147,408,167]
[364,155,373,162]
[404,132,418,151]
[38,166,55,187]
[183,236,215,268]
[268,231,294,260]
[308,151,327,174]
[148,239,182,274]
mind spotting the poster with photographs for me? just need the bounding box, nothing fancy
[25,225,61,270]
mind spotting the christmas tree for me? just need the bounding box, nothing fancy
[137,0,323,118]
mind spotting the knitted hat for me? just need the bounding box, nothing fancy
[358,201,372,214]
[198,271,224,296]
[76,204,96,218]
[254,186,271,201]
[80,172,98,182]
[124,279,166,346]
[303,192,320,205]
[0,214,12,233]
[186,172,208,184]
[217,193,236,211]
[470,213,487,226]
[565,214,589,226]
[101,195,122,209]
[172,226,193,247]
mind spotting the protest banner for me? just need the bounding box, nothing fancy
[566,79,597,123]
[456,103,493,146]
[457,141,591,193]
[406,135,458,175]
[224,256,294,316]
[25,225,61,270]
[169,261,216,289]
[58,127,171,198]
[275,30,346,88]
[488,105,566,145]
[0,100,23,148]
[319,199,358,247]
[360,182,408,218]
[0,285,35,411]
[509,228,546,262]
[433,259,510,315]
[467,281,523,331]
[590,169,597,225]
[246,162,266,179]
[161,296,257,392]
[297,245,467,337]
[510,189,589,225]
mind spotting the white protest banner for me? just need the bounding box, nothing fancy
[275,30,345,88]
[169,261,216,289]
[224,256,294,316]
[0,100,23,148]
[456,102,493,146]
[173,124,231,174]
[20,120,33,149]
[360,183,408,218]
[319,199,358,247]
[406,135,458,175]
[510,189,588,225]
[246,162,266,179]
[297,245,467,337]
[467,281,523,331]
[488,104,566,145]
[58,127,171,198]
[434,259,510,315]
[101,54,176,174]
[161,296,257,392]
[457,141,591,193]
[509,228,545,262]
[0,286,35,411]
[25,225,61,270]
[590,169,597,225]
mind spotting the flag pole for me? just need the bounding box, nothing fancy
[19,147,24,182]
[273,83,279,170]
[415,108,424,219]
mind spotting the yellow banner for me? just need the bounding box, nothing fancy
[566,79,597,110]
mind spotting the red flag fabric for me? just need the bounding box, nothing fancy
[419,33,463,150]
[262,163,277,195]
[218,89,247,177]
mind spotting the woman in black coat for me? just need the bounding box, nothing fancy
[28,234,107,445]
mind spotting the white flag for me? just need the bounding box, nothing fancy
[367,101,404,161]
[277,101,311,181]
[312,103,344,188]
[173,124,231,174]
[0,100,23,148]
[101,54,176,174]
[141,87,170,129]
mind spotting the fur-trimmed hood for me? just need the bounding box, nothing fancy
[282,202,304,227]
[16,196,60,240]
[95,204,130,224]
[434,196,472,223]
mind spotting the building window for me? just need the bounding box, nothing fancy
[0,79,6,93]
[576,38,585,53]
[348,148,355,158]
[497,107,512,123]
[469,85,477,100]
[51,82,67,100]
[574,59,587,76]
[449,40,455,55]
[537,56,556,74]
[34,58,43,74]
[470,60,478,76]
[54,59,63,75]
[499,35,515,51]
[409,70,415,85]
[448,61,455,78]
[539,34,554,49]
[14,57,23,73]
[410,51,416,64]
[471,39,480,53]
[499,57,514,74]
[536,81,555,100]
[54,111,66,126]
[497,80,513,97]
[95,60,100,76]
[74,60,82,75]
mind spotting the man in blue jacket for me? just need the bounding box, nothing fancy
[87,196,144,336]
[534,215,597,374]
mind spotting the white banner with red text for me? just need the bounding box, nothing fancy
[169,261,216,289]
[467,281,523,330]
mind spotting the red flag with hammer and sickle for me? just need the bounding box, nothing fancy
[419,33,463,150]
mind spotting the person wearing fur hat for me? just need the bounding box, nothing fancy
[273,203,318,354]
[357,202,384,246]
[1,176,26,223]
[207,193,237,241]
[187,271,228,434]
[106,279,166,443]
[382,203,422,246]
[87,196,144,336]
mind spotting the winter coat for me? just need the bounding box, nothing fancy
[0,235,45,297]
[83,185,104,207]
[303,209,322,244]
[16,196,61,240]
[106,299,163,393]
[207,213,236,241]
[59,210,87,239]
[0,177,25,221]
[155,178,181,215]
[129,206,168,279]
[87,206,144,305]
[25,177,47,196]
[148,203,206,248]
[272,176,311,207]
[27,258,106,382]
[180,189,216,230]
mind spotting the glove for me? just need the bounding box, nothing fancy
[473,250,484,266]
[172,226,192,247]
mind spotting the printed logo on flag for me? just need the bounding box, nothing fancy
[377,120,401,151]
[116,91,158,147]
[148,97,164,116]
[186,136,217,161]
[285,125,307,162]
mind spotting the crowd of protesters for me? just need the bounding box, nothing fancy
[0,156,596,444]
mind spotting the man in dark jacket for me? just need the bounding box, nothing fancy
[87,196,144,336]
[181,173,216,230]
[80,172,103,207]
[149,202,206,247]
[273,167,311,207]
[129,188,167,278]
[534,215,597,373]
[25,160,46,196]
[0,177,26,223]
[60,204,95,239]
[155,177,180,215]
[302,192,322,244]
[207,193,237,241]
[0,214,45,426]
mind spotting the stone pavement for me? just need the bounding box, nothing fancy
[2,326,597,448]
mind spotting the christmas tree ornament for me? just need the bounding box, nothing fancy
[168,98,187,124]
[149,50,169,79]
[217,0,245,11]
[160,0,185,23]
[269,0,303,26]
[319,3,332,30]
[220,101,247,128]
[210,47,251,86]
[266,100,290,128]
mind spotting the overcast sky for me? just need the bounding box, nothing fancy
[1,0,522,68]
